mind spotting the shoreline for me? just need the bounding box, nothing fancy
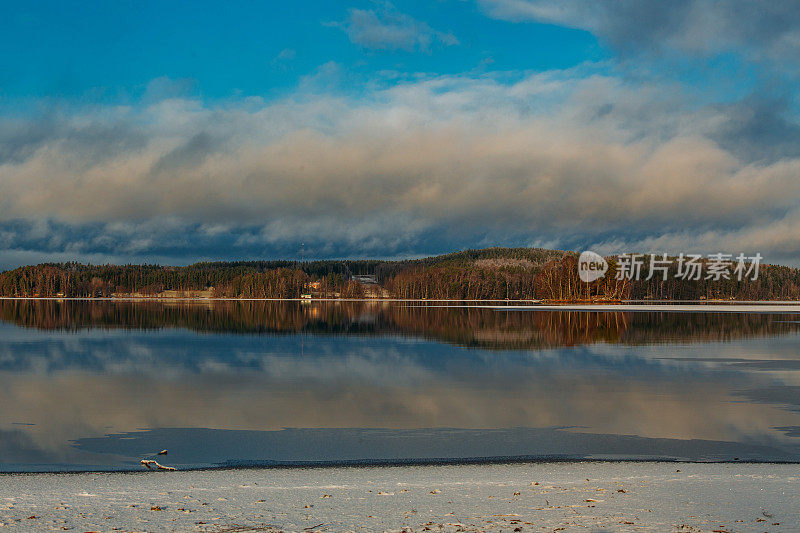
[1,462,797,532]
[5,456,800,476]
[3,296,800,313]
[2,296,800,304]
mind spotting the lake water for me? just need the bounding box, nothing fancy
[2,299,800,471]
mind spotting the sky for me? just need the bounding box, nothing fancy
[1,0,800,268]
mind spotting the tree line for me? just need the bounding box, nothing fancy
[1,249,799,300]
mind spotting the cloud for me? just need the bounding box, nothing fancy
[143,76,198,102]
[275,48,296,62]
[2,67,800,267]
[336,6,459,52]
[479,0,800,62]
[709,96,800,162]
[271,48,297,70]
[590,207,800,266]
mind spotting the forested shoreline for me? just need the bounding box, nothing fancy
[1,247,799,301]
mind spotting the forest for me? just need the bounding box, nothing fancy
[1,248,799,301]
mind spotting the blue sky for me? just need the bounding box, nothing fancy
[1,1,800,268]
[2,1,603,101]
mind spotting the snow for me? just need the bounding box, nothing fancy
[1,462,798,531]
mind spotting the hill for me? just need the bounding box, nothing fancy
[0,247,798,301]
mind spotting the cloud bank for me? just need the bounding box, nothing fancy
[2,62,800,268]
[480,0,800,62]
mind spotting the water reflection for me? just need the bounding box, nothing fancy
[2,299,799,349]
[1,300,800,470]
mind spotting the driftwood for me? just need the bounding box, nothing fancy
[141,459,177,471]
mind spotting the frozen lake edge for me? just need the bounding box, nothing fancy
[1,461,798,532]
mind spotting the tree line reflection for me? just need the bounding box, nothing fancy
[2,299,798,349]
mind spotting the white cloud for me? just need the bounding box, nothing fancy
[275,48,296,61]
[271,48,296,70]
[479,0,800,62]
[2,67,800,265]
[337,7,459,52]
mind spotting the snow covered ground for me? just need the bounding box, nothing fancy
[1,462,798,532]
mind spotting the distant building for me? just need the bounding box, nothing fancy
[351,274,377,284]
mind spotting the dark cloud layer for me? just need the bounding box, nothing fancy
[481,0,800,62]
[2,69,800,268]
[711,97,800,162]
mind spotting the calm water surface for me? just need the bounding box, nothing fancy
[2,299,800,471]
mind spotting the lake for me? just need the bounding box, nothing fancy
[2,299,800,471]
